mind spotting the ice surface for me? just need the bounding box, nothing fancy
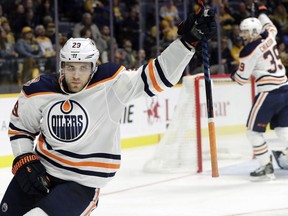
[1,133,288,216]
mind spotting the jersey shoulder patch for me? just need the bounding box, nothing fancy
[239,39,262,58]
[89,63,123,85]
[22,74,61,96]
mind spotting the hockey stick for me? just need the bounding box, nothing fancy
[251,0,256,17]
[197,0,219,177]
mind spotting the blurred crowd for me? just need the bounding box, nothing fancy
[0,0,287,88]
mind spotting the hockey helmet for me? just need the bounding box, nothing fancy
[239,18,262,40]
[60,38,99,73]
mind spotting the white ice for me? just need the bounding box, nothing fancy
[1,132,288,216]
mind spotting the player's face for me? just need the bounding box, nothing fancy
[63,62,92,93]
[240,30,251,45]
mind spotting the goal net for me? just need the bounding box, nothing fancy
[143,74,255,173]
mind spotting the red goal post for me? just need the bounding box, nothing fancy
[143,74,256,174]
[194,74,255,172]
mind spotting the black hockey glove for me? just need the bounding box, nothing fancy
[178,8,216,47]
[12,153,51,195]
[230,65,238,81]
[255,3,268,16]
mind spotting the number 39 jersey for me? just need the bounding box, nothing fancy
[234,14,287,93]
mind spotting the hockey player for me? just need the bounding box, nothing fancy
[231,5,288,181]
[0,8,216,216]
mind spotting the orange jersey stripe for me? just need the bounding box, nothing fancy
[38,136,120,169]
[254,146,268,153]
[87,66,125,89]
[235,75,249,85]
[148,60,163,92]
[22,89,59,98]
[257,76,287,84]
[8,130,24,135]
[8,130,36,139]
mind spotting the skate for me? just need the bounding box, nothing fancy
[272,149,288,169]
[250,162,275,181]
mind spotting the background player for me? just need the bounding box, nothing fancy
[231,4,288,181]
[0,8,216,216]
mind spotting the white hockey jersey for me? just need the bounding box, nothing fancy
[234,14,287,93]
[8,39,195,188]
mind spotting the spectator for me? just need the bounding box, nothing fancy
[0,4,8,26]
[0,27,18,58]
[42,15,54,29]
[232,2,251,25]
[3,0,22,18]
[22,9,37,30]
[15,26,43,58]
[83,0,95,14]
[45,22,56,44]
[219,3,235,37]
[100,25,118,58]
[73,12,101,41]
[15,26,43,84]
[0,25,18,83]
[217,38,237,74]
[35,0,54,24]
[160,0,180,22]
[101,26,118,49]
[160,15,178,47]
[58,32,68,49]
[0,25,18,58]
[122,39,137,69]
[114,48,129,65]
[1,20,16,45]
[23,0,36,11]
[113,48,123,64]
[35,24,56,73]
[58,0,84,22]
[144,25,162,58]
[113,0,125,24]
[80,27,94,40]
[0,20,18,82]
[278,41,288,73]
[230,36,244,65]
[122,4,140,49]
[35,25,55,58]
[272,4,288,42]
[82,0,105,16]
[10,3,26,40]
[227,24,241,49]
[135,49,148,68]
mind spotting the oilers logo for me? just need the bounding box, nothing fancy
[47,100,88,142]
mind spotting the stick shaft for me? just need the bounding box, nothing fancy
[208,120,219,177]
[196,0,219,177]
[201,37,219,177]
[251,1,255,17]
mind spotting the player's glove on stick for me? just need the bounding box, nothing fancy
[12,153,51,195]
[178,8,217,47]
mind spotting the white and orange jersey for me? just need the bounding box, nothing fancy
[234,14,287,93]
[8,39,195,188]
